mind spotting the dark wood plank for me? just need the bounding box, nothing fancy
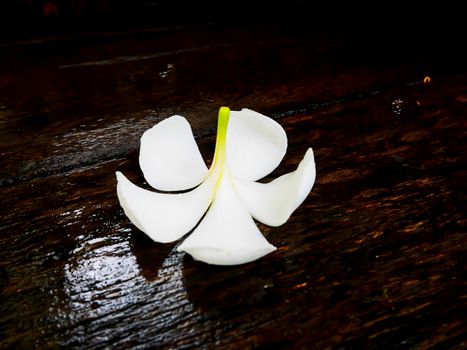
[1,21,466,349]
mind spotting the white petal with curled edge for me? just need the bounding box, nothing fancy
[177,171,276,265]
[139,115,208,191]
[116,171,216,243]
[234,148,316,227]
[226,109,287,181]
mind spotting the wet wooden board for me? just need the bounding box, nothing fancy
[0,20,466,349]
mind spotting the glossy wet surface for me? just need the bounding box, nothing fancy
[0,19,465,349]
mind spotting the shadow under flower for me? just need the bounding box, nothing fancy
[131,226,290,323]
[181,251,287,317]
[130,229,177,281]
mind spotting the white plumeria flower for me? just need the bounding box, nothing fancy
[116,107,316,265]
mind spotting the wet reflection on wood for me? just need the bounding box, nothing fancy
[0,19,465,349]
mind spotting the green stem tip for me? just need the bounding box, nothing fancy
[217,106,230,140]
[212,107,230,169]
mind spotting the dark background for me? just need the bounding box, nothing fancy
[1,1,464,69]
[0,1,463,35]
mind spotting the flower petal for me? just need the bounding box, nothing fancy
[234,148,316,227]
[226,109,287,181]
[116,171,216,243]
[177,171,276,265]
[139,115,208,191]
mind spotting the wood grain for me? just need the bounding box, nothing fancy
[0,19,466,349]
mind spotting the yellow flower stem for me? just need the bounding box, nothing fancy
[210,106,230,191]
[212,107,230,166]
